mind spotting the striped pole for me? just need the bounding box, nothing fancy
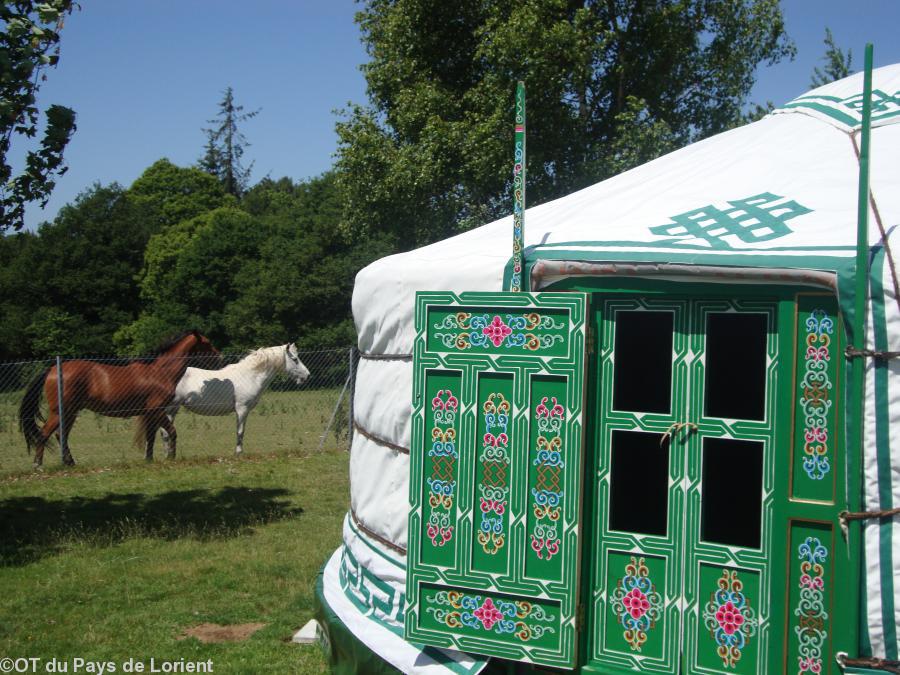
[511,81,526,292]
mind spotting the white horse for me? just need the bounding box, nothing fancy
[160,343,310,458]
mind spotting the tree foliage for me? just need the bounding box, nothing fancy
[0,183,156,357]
[199,87,260,198]
[336,0,795,249]
[129,158,233,229]
[810,28,852,89]
[0,0,79,231]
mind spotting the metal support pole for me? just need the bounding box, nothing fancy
[348,346,357,451]
[318,375,350,452]
[56,355,66,462]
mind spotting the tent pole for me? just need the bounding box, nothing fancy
[847,42,874,659]
[511,81,526,292]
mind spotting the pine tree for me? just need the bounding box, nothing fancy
[810,28,853,89]
[199,87,260,197]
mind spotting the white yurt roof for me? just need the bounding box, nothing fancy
[326,65,900,673]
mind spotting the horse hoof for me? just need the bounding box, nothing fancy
[166,452,176,460]
[63,456,75,467]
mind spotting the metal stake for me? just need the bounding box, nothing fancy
[56,355,66,462]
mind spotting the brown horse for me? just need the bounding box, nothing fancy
[19,330,221,468]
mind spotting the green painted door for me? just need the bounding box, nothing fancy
[405,291,588,668]
[588,296,783,674]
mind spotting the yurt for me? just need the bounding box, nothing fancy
[315,62,900,674]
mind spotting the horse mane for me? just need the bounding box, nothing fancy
[74,330,202,366]
[243,345,284,372]
[150,329,200,355]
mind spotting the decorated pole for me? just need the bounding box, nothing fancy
[511,81,526,292]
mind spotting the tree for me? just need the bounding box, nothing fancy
[225,173,394,349]
[810,28,852,89]
[0,183,156,357]
[336,0,795,249]
[0,0,79,231]
[199,87,260,198]
[128,158,233,230]
[118,206,266,352]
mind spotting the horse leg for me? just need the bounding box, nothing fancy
[59,411,77,466]
[160,412,178,460]
[235,406,248,456]
[141,414,158,461]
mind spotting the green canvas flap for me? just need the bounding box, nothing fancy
[405,291,588,669]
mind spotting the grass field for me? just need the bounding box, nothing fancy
[0,389,348,474]
[0,388,350,673]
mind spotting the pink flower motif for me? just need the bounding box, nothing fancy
[805,427,827,443]
[479,498,505,514]
[432,393,444,410]
[622,587,651,620]
[473,598,504,630]
[715,601,745,635]
[799,574,824,590]
[549,397,564,418]
[483,315,512,347]
[799,657,822,673]
[806,346,829,362]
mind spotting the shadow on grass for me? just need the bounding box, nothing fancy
[0,487,303,567]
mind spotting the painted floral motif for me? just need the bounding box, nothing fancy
[474,597,504,630]
[426,389,458,547]
[433,312,565,351]
[510,85,525,292]
[425,590,556,642]
[610,556,663,651]
[702,569,759,668]
[530,396,565,560]
[800,309,834,480]
[483,315,513,347]
[478,393,510,555]
[795,537,829,674]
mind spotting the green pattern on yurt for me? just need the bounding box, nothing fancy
[406,291,587,668]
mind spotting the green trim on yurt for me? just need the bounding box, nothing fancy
[315,563,404,675]
[870,243,898,658]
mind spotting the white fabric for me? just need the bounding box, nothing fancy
[354,357,413,450]
[349,431,411,549]
[321,515,486,674]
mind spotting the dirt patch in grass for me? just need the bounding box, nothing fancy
[180,622,266,643]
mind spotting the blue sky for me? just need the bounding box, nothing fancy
[18,0,900,229]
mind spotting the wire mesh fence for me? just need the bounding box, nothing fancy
[0,346,355,473]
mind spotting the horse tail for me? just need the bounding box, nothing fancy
[134,413,156,448]
[19,367,50,454]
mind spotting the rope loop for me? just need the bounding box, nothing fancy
[845,346,900,360]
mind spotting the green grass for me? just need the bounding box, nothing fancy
[0,391,351,673]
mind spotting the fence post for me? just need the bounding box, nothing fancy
[56,354,66,462]
[348,346,357,451]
